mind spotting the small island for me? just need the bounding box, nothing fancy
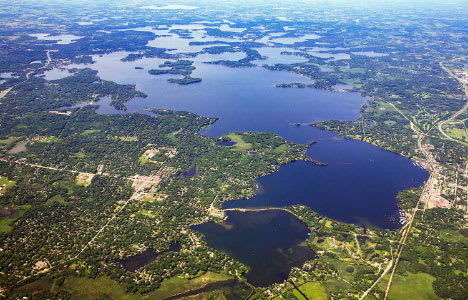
[148,60,202,85]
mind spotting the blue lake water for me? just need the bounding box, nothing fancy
[216,141,237,146]
[180,165,197,179]
[192,210,314,287]
[41,29,430,285]
[43,51,365,143]
[44,52,428,229]
[119,242,182,272]
[223,128,429,230]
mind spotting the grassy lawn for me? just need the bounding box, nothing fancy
[444,126,468,142]
[378,272,440,300]
[151,272,233,300]
[324,278,352,295]
[225,133,252,151]
[138,153,149,165]
[167,129,183,141]
[45,195,68,206]
[0,205,30,233]
[139,209,154,218]
[34,136,60,143]
[62,276,140,300]
[16,278,54,295]
[273,144,290,153]
[81,129,101,135]
[0,176,15,195]
[294,282,327,300]
[118,136,138,142]
[438,229,468,244]
[75,150,87,158]
[0,136,20,145]
[340,67,365,74]
[20,272,236,300]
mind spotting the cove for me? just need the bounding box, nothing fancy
[192,210,314,287]
[223,129,429,230]
[119,242,182,272]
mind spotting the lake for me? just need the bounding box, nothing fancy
[192,210,315,287]
[119,242,182,272]
[43,51,366,143]
[43,45,428,229]
[223,128,429,230]
[41,28,429,285]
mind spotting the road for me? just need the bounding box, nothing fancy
[438,61,468,144]
[1,49,56,101]
[381,59,467,299]
[358,259,394,300]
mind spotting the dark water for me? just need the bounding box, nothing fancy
[43,52,365,143]
[180,165,197,179]
[43,46,429,284]
[119,242,181,272]
[223,130,429,230]
[192,210,315,287]
[216,141,237,146]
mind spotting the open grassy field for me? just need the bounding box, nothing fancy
[0,176,15,195]
[378,272,440,300]
[151,272,234,300]
[293,282,328,300]
[225,133,252,151]
[444,125,468,142]
[81,129,101,135]
[273,144,290,153]
[0,136,20,145]
[45,194,68,206]
[118,136,138,142]
[17,272,236,300]
[62,276,140,300]
[438,229,468,244]
[0,205,30,233]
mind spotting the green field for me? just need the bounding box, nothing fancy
[45,194,68,206]
[17,272,235,300]
[378,272,440,300]
[293,282,328,300]
[152,272,234,299]
[118,136,138,142]
[0,205,30,233]
[444,126,468,142]
[438,229,468,244]
[273,144,290,153]
[223,133,252,151]
[81,129,101,135]
[0,176,15,195]
[0,136,20,145]
[61,277,140,300]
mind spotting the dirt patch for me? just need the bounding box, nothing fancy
[49,110,71,116]
[0,87,12,99]
[7,141,27,154]
[33,261,48,271]
[143,149,160,159]
[130,174,161,201]
[76,173,95,187]
[143,147,178,159]
[427,194,451,209]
